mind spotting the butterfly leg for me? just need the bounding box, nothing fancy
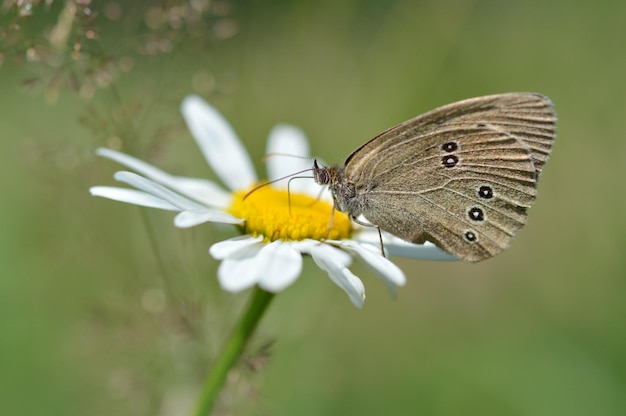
[376,226,385,257]
[323,204,336,241]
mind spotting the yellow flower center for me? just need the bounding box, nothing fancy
[227,185,352,241]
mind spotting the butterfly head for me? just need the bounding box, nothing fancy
[312,159,360,215]
[312,159,333,186]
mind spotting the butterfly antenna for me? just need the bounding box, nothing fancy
[284,175,317,215]
[243,168,314,200]
[262,152,314,163]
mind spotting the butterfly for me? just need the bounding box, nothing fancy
[313,93,556,262]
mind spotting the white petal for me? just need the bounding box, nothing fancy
[210,235,264,260]
[181,95,257,191]
[174,209,243,228]
[337,240,406,286]
[332,240,406,297]
[293,239,353,265]
[114,171,203,211]
[305,242,365,308]
[265,124,322,196]
[89,186,178,210]
[356,230,459,261]
[342,269,366,308]
[96,148,227,208]
[387,241,459,261]
[96,148,175,183]
[171,177,232,208]
[217,242,264,292]
[327,266,365,309]
[257,241,303,292]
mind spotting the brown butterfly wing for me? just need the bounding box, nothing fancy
[344,93,556,262]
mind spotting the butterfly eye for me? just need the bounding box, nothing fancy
[313,163,331,185]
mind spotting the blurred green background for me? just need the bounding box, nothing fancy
[2,0,625,415]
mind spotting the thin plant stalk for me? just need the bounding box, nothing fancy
[192,286,275,416]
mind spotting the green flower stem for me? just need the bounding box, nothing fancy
[193,286,275,416]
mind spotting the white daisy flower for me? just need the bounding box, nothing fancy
[90,96,456,308]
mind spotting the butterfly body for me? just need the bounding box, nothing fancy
[313,93,556,262]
